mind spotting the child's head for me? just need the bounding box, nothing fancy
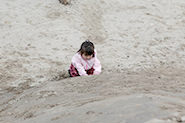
[78,40,95,60]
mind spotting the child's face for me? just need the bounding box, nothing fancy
[82,53,93,60]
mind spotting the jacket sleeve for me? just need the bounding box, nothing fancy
[93,52,102,75]
[72,54,88,76]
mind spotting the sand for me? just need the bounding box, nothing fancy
[0,0,185,122]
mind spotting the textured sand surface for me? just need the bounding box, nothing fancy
[0,0,185,122]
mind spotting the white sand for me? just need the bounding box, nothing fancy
[0,0,185,122]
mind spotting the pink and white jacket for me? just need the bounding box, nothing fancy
[71,50,101,76]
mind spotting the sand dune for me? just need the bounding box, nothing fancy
[0,0,185,122]
[1,70,185,122]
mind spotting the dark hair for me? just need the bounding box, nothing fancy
[78,40,95,56]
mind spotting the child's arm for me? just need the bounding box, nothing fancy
[72,55,88,76]
[93,52,101,75]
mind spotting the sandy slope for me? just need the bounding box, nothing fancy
[0,0,185,122]
[0,0,185,88]
[1,70,185,123]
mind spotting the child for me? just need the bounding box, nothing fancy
[69,40,101,77]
